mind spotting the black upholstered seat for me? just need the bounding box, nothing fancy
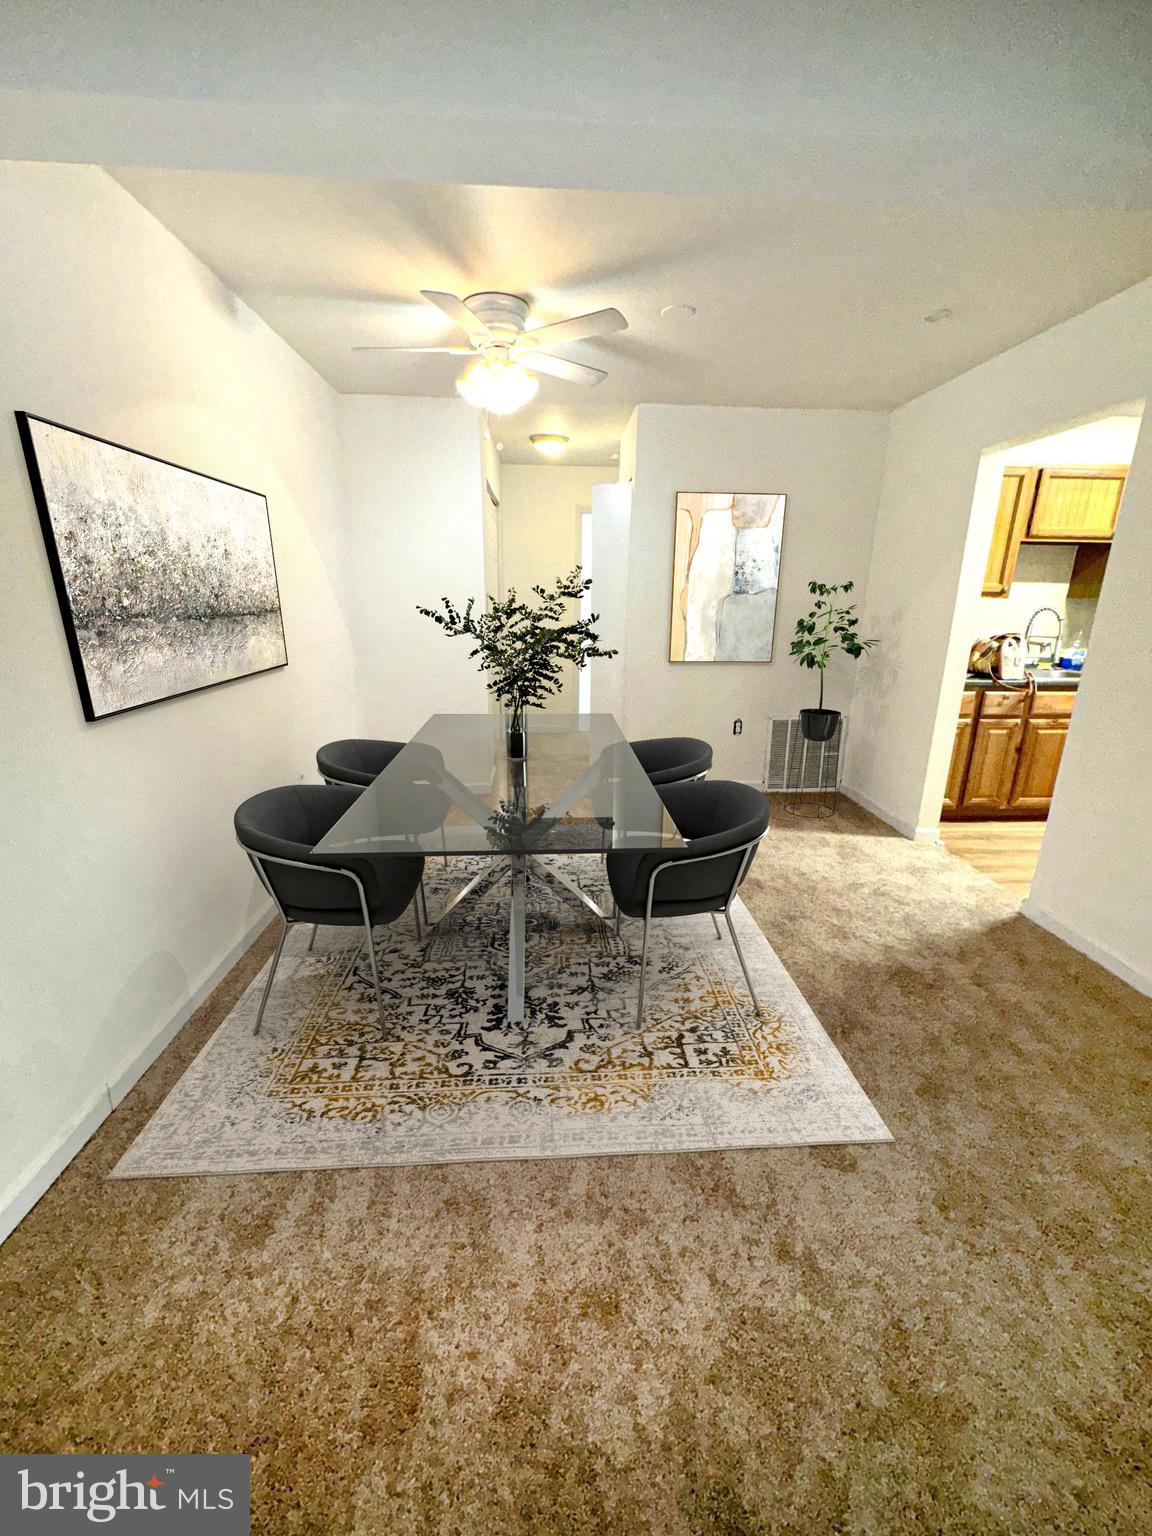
[607,779,769,1021]
[629,736,714,786]
[235,784,425,1031]
[316,738,406,787]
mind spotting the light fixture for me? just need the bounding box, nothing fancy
[455,351,539,415]
[660,303,697,320]
[529,433,570,458]
[923,306,954,324]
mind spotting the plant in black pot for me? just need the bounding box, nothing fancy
[790,580,877,742]
[418,568,616,759]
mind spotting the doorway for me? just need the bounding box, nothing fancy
[938,409,1143,900]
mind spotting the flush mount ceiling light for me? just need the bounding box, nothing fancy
[923,306,954,323]
[660,303,697,319]
[529,433,570,458]
[456,353,539,415]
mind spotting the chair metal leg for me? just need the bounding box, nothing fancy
[413,894,423,942]
[307,923,318,951]
[362,920,386,1027]
[710,912,723,940]
[255,918,291,1035]
[419,875,429,924]
[440,824,449,867]
[724,908,761,1014]
[615,904,622,938]
[635,916,651,1026]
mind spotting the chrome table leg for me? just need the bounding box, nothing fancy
[508,853,527,1023]
[528,855,608,920]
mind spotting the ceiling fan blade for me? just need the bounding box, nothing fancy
[420,289,492,338]
[521,351,607,386]
[524,307,627,347]
[351,345,475,354]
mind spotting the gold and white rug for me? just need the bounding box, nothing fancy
[112,857,891,1177]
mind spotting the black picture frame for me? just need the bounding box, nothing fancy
[16,412,288,723]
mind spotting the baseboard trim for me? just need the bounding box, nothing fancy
[0,906,273,1246]
[1018,900,1152,999]
[839,785,938,842]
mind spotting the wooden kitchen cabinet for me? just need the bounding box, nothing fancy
[961,714,1025,810]
[942,691,978,810]
[1007,717,1069,810]
[1028,466,1126,540]
[982,467,1037,596]
[943,686,1075,819]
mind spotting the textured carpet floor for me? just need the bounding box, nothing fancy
[1,799,1148,1535]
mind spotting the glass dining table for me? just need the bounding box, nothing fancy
[313,712,684,1022]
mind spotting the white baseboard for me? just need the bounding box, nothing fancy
[839,784,939,842]
[1019,900,1152,999]
[0,905,273,1246]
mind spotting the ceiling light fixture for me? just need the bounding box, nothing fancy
[660,303,697,319]
[455,352,539,415]
[923,306,954,324]
[529,433,570,458]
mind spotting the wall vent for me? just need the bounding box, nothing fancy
[764,717,845,792]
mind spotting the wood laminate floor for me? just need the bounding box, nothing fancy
[938,820,1047,900]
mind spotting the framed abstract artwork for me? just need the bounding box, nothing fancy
[669,491,787,662]
[17,413,288,721]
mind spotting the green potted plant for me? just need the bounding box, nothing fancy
[789,580,877,742]
[418,567,616,759]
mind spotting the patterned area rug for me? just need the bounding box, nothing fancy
[112,856,890,1177]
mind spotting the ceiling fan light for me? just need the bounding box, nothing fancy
[456,357,539,415]
[529,434,570,458]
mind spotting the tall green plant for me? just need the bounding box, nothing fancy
[789,580,877,710]
[418,567,617,720]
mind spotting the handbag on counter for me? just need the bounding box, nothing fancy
[969,633,1029,685]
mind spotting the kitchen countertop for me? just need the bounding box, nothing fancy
[965,667,1082,691]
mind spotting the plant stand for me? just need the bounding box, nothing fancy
[783,714,843,819]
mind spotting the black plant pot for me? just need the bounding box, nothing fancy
[507,726,526,761]
[799,707,840,743]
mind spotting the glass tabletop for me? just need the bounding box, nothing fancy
[313,712,684,857]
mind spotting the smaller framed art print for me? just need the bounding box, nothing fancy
[669,490,787,662]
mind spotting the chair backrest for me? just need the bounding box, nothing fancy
[630,736,714,785]
[316,738,404,786]
[616,779,769,917]
[234,784,419,920]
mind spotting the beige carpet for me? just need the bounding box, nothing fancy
[1,799,1149,1535]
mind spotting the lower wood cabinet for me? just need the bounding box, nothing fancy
[962,715,1025,810]
[942,686,1074,818]
[1007,716,1070,810]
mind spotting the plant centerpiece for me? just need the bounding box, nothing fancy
[789,580,877,741]
[418,567,617,759]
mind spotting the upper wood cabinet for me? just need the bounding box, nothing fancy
[982,467,1038,596]
[1027,466,1126,541]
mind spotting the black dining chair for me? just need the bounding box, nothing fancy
[629,736,714,786]
[235,784,425,1034]
[316,738,407,787]
[608,779,770,1024]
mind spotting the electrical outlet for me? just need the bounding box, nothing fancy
[733,718,743,735]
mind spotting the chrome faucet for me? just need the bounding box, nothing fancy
[1024,607,1063,665]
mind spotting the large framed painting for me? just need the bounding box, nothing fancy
[669,490,787,662]
[17,413,288,721]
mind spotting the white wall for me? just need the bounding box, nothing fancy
[498,464,613,712]
[620,405,889,780]
[848,278,1152,991]
[0,161,363,1233]
[337,396,489,735]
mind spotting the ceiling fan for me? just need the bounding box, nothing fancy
[353,290,628,413]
